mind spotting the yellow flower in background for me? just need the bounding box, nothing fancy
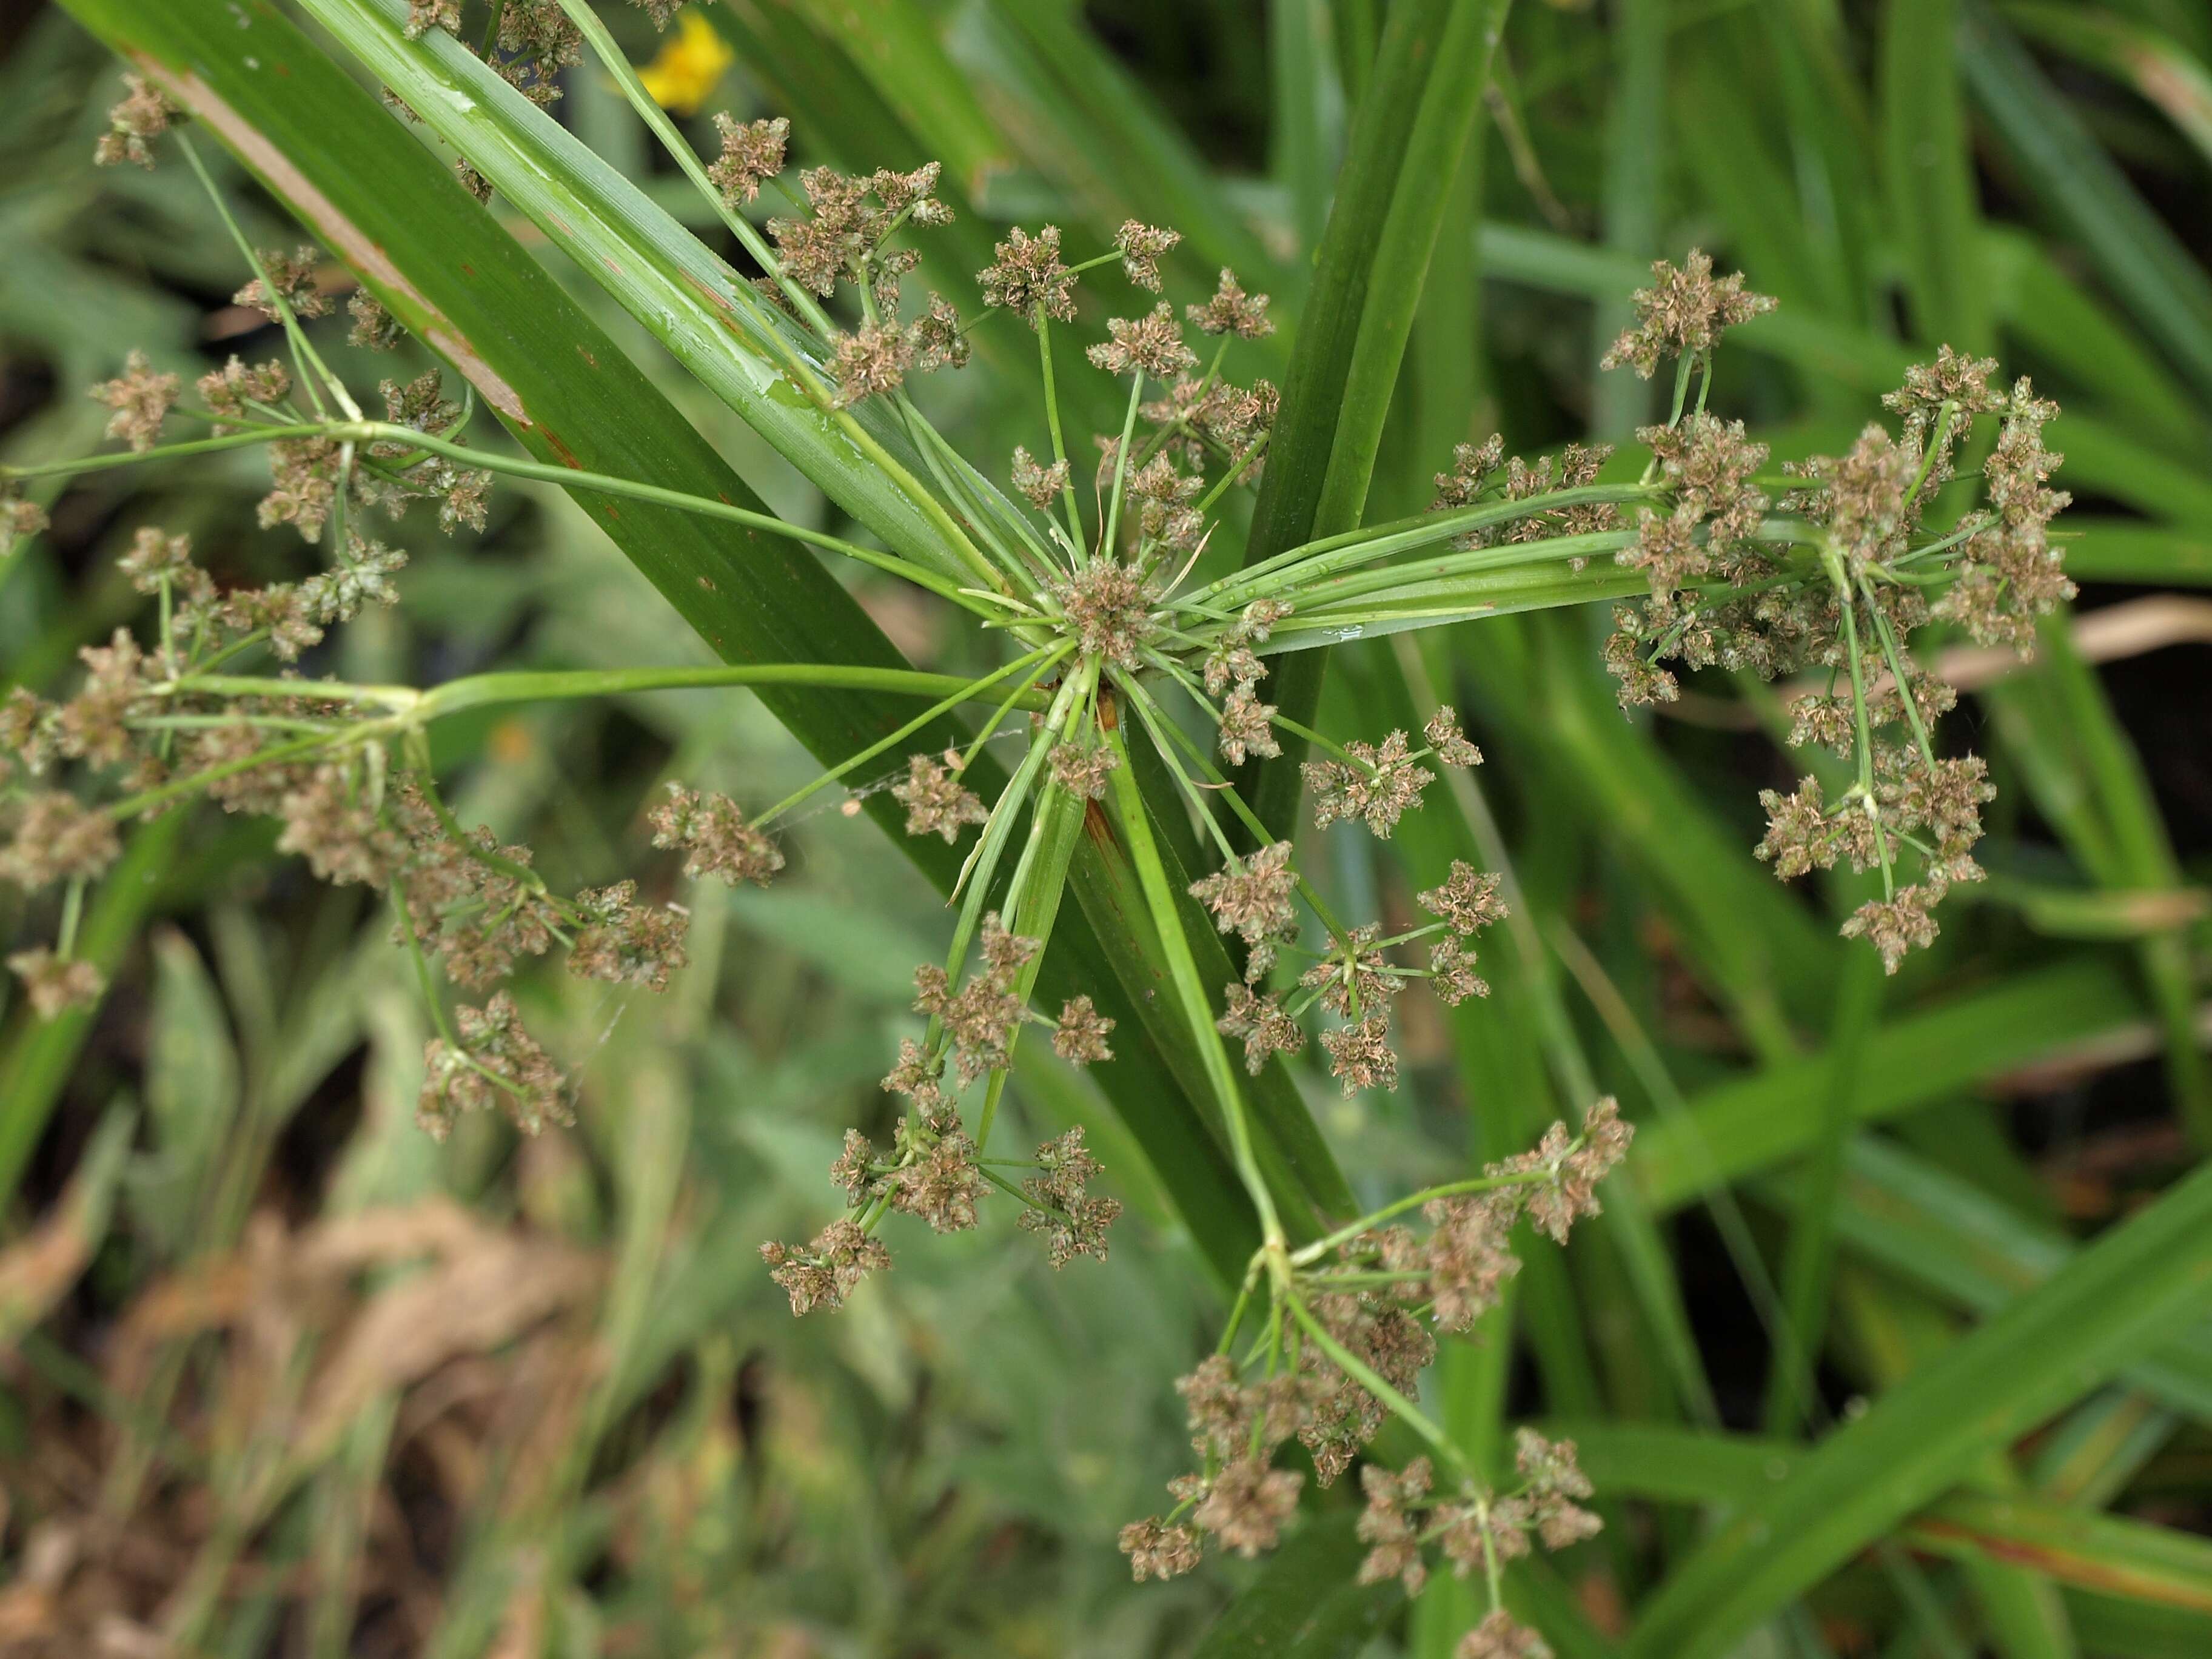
[637,10,733,116]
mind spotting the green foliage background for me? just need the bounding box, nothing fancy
[2,1,2211,1655]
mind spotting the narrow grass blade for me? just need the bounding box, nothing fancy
[956,2,1285,293]
[1768,1135,2212,1423]
[1624,1158,2212,1658]
[1765,954,1884,1436]
[1235,0,1509,837]
[0,816,181,1208]
[1592,0,1666,438]
[1573,1422,2212,1615]
[1270,0,1341,256]
[1191,1512,1401,1658]
[1882,0,1992,348]
[298,0,973,581]
[1631,957,2146,1209]
[1982,229,2209,460]
[2003,4,2212,174]
[1960,5,2212,404]
[767,0,1011,199]
[2063,524,2212,585]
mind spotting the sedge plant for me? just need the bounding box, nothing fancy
[3,8,2079,1641]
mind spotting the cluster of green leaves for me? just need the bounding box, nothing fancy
[3,0,2211,1655]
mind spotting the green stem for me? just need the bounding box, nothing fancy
[1102,705,1283,1248]
[55,880,86,959]
[956,652,1068,773]
[390,877,458,1047]
[1121,672,1349,940]
[549,0,833,337]
[1289,1168,1564,1266]
[1102,375,1144,560]
[1036,310,1087,557]
[104,728,354,822]
[179,134,357,420]
[418,663,1051,724]
[160,663,1053,725]
[1831,557,1895,897]
[1117,684,1242,863]
[1862,581,1940,773]
[974,680,1096,1149]
[1900,400,1957,512]
[377,423,982,605]
[1217,1254,1264,1356]
[1283,1292,1469,1476]
[756,647,1065,825]
[1264,712,1362,769]
[1200,481,1661,608]
[10,418,987,609]
[0,427,316,481]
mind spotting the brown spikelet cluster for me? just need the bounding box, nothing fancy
[1458,1609,1553,1659]
[2,491,48,552]
[1620,414,1769,595]
[760,1218,892,1316]
[1188,268,1275,338]
[94,73,181,169]
[708,114,788,206]
[234,246,332,324]
[417,990,570,1142]
[1051,558,1158,666]
[913,913,1037,1086]
[1016,1127,1122,1264]
[979,225,1078,327]
[1088,303,1199,380]
[828,319,914,406]
[1113,220,1182,291]
[345,296,402,354]
[1601,248,1777,377]
[892,752,988,842]
[1218,982,1307,1074]
[1190,840,1299,979]
[1143,372,1278,481]
[648,783,784,885]
[1937,379,2076,649]
[1050,996,1116,1066]
[1350,1431,1597,1631]
[199,356,293,425]
[566,882,691,993]
[2,793,122,891]
[1118,1097,1627,1584]
[1432,438,1618,556]
[1047,738,1118,800]
[1305,730,1435,839]
[7,947,106,1021]
[90,351,178,454]
[404,0,463,38]
[1011,445,1073,511]
[770,164,951,299]
[490,0,583,105]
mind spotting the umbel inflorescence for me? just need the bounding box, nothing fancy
[9,15,2074,1641]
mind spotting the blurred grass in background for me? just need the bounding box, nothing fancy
[2,0,2211,1655]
